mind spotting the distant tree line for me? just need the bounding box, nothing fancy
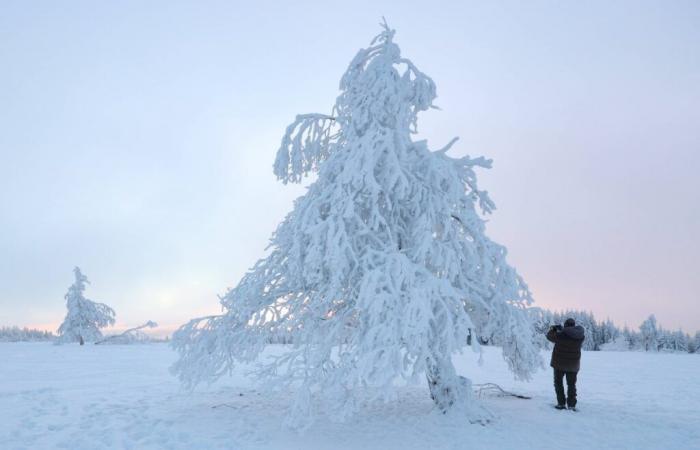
[525,309,700,354]
[0,324,169,344]
[0,326,55,342]
[266,307,700,355]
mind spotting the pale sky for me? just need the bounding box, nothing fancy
[1,1,698,335]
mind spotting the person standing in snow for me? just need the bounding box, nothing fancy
[546,318,585,410]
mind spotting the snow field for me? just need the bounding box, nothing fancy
[0,343,698,450]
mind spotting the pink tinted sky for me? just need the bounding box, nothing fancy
[1,1,699,334]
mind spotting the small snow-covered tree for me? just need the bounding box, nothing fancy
[639,315,660,352]
[657,328,671,350]
[172,22,540,425]
[690,331,700,354]
[622,326,638,350]
[669,329,688,352]
[601,318,619,345]
[57,267,116,345]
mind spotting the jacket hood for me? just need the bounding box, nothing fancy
[562,325,585,340]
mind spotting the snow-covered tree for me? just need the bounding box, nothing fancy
[57,267,116,345]
[639,315,660,352]
[172,22,540,426]
[622,325,640,350]
[690,331,700,354]
[657,328,671,350]
[667,329,688,352]
[601,318,619,345]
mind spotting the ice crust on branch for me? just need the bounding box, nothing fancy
[57,267,116,345]
[172,22,540,427]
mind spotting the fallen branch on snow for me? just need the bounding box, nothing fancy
[472,383,531,399]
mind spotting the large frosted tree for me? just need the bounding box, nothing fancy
[57,267,116,345]
[172,23,540,425]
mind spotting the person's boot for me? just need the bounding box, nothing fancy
[568,406,577,412]
[554,404,566,410]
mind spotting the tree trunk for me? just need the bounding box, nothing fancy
[425,356,470,413]
[79,335,84,346]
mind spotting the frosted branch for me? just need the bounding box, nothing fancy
[274,114,336,184]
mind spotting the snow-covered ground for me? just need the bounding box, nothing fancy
[1,343,698,450]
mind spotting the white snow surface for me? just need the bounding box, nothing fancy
[1,343,698,450]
